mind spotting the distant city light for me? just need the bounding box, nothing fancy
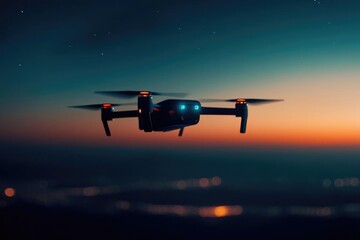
[4,187,16,198]
[327,177,360,188]
[176,180,187,189]
[199,178,209,188]
[289,206,332,217]
[211,176,222,186]
[116,201,130,210]
[82,187,99,197]
[144,203,243,218]
[199,205,243,218]
[214,206,229,217]
[351,178,360,186]
[174,176,221,190]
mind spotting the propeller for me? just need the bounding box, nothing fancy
[200,98,283,105]
[94,90,187,99]
[68,103,135,111]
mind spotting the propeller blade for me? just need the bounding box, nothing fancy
[151,92,188,98]
[244,99,283,105]
[94,91,187,98]
[200,98,283,105]
[68,103,134,110]
[200,99,237,103]
[94,91,140,98]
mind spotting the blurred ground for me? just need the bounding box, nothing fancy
[1,142,360,239]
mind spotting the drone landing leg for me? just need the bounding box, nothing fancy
[240,115,248,134]
[178,127,184,137]
[102,120,111,136]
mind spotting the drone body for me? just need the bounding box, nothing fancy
[70,91,282,137]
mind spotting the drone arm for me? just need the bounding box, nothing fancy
[200,106,248,133]
[112,110,138,119]
[179,127,184,137]
[200,107,236,115]
[100,110,138,137]
[102,120,111,136]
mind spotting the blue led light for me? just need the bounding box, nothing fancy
[180,104,186,110]
[194,105,199,110]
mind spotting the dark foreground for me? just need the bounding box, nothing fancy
[2,202,360,240]
[1,143,360,239]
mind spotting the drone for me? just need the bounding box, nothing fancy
[69,91,283,136]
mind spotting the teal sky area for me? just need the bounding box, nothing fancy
[1,0,359,147]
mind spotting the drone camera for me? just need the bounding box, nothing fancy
[180,104,200,111]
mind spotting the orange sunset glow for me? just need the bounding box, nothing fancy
[1,71,358,148]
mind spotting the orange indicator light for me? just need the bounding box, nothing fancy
[102,103,112,108]
[236,98,246,104]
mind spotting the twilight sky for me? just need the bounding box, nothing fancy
[1,0,359,148]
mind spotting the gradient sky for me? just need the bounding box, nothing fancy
[1,0,359,148]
